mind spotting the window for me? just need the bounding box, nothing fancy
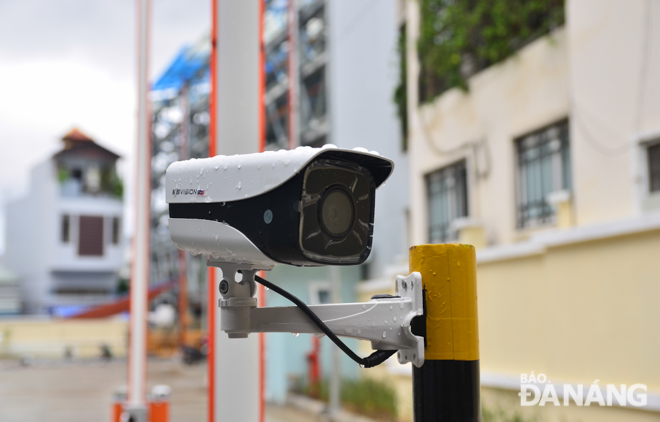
[426,160,468,243]
[71,168,82,181]
[61,215,70,243]
[112,217,121,245]
[308,282,331,305]
[648,143,660,193]
[78,215,104,256]
[516,120,570,229]
[317,289,330,305]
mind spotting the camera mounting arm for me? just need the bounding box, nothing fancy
[209,259,425,368]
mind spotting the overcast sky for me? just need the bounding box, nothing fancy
[0,0,210,254]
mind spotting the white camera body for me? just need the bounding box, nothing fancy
[166,145,393,270]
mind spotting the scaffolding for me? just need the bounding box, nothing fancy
[265,0,329,149]
[150,34,211,322]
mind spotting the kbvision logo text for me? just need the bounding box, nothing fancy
[172,188,206,196]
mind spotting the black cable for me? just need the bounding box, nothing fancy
[254,274,396,368]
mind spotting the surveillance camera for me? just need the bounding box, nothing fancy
[166,146,393,269]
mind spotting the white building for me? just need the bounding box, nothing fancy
[361,1,660,420]
[5,129,124,315]
[405,0,660,249]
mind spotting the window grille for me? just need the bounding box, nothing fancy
[426,160,468,243]
[516,120,570,229]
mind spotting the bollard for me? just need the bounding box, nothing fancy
[410,244,481,421]
[112,385,171,422]
[149,385,171,422]
[112,387,127,422]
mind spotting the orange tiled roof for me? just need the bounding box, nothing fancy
[55,127,120,160]
[62,127,94,142]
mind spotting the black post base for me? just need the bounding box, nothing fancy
[413,360,481,422]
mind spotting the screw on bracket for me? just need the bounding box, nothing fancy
[219,279,229,295]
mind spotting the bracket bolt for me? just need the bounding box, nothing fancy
[219,279,229,295]
[402,280,408,290]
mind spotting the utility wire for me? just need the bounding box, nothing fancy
[254,274,396,368]
[572,102,632,157]
[418,109,492,179]
[569,0,653,158]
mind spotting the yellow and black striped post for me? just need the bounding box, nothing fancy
[410,244,481,421]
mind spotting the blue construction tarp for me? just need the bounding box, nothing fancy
[152,44,210,92]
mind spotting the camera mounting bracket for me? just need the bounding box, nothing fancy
[212,262,425,368]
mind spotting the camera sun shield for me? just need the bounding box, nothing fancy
[166,146,393,268]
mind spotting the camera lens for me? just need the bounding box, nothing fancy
[319,187,354,238]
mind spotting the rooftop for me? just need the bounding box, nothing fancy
[55,127,121,161]
[62,127,94,143]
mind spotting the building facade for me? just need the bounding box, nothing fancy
[264,0,409,403]
[360,1,660,421]
[5,129,124,315]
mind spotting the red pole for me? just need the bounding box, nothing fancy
[208,0,218,420]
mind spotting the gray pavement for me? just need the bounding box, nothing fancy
[0,358,325,422]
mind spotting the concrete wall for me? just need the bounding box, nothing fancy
[568,0,660,222]
[477,221,660,415]
[358,217,660,421]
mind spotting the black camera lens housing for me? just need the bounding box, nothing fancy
[298,159,375,265]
